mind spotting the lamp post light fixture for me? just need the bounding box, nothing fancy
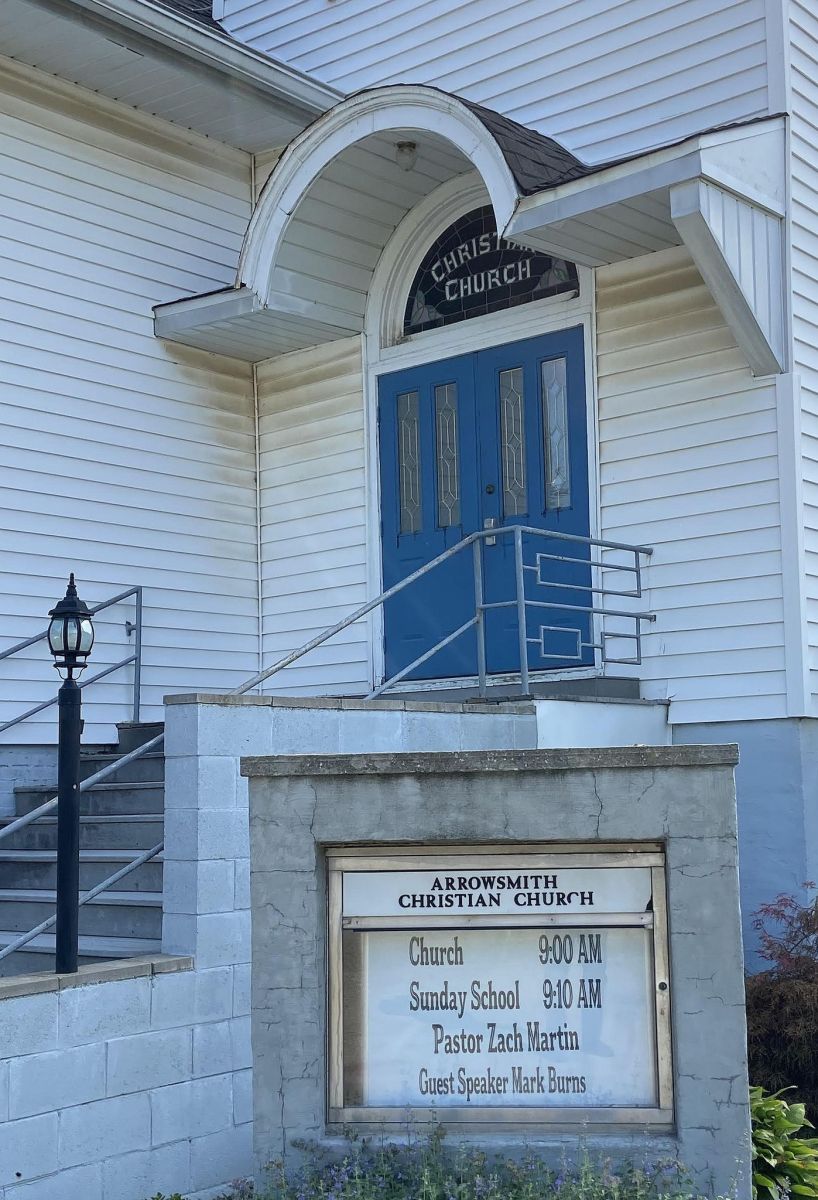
[48,574,94,974]
[394,140,418,172]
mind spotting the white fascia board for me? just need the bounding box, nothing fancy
[154,286,262,336]
[58,0,341,117]
[508,151,703,239]
[154,283,362,346]
[507,118,786,243]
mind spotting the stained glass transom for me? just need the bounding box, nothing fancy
[434,383,460,527]
[500,367,527,517]
[397,390,422,534]
[404,207,579,335]
[542,358,571,510]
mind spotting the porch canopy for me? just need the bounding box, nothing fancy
[154,84,786,377]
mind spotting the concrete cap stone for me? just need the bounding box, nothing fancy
[240,744,739,776]
[164,692,534,716]
[0,955,194,1001]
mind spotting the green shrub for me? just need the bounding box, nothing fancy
[747,976,818,1115]
[751,1086,818,1200]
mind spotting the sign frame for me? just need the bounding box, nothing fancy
[326,843,673,1131]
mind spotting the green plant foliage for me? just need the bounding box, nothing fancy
[751,1086,818,1200]
[249,1127,711,1200]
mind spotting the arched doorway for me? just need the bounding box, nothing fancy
[368,194,595,686]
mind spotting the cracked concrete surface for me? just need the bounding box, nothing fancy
[245,747,750,1199]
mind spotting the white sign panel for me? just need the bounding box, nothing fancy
[359,925,656,1108]
[343,866,652,917]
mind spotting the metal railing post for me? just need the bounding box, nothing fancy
[55,677,81,974]
[132,587,142,724]
[514,526,531,697]
[473,539,487,699]
[0,585,144,738]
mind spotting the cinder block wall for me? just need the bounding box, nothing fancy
[0,958,251,1200]
[0,747,59,817]
[160,694,537,968]
[0,695,536,1200]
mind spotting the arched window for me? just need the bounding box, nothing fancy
[404,205,578,336]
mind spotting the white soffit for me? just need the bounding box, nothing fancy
[0,0,339,151]
[155,286,363,358]
[507,117,786,376]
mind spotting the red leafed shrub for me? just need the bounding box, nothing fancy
[754,885,818,978]
[746,884,818,1118]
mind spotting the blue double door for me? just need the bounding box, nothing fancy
[378,327,592,681]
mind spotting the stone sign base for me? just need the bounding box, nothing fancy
[242,746,749,1198]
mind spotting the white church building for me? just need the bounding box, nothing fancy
[0,0,815,1194]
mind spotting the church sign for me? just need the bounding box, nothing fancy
[404,206,579,335]
[328,848,672,1126]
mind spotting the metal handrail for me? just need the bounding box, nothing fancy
[0,842,164,962]
[0,586,143,735]
[231,523,655,699]
[0,526,653,966]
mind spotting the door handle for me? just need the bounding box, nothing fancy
[483,517,498,547]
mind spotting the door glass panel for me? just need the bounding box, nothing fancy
[542,357,571,509]
[434,382,460,527]
[397,390,422,533]
[500,367,527,516]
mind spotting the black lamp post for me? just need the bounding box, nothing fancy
[48,574,94,974]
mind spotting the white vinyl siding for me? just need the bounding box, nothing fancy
[597,245,786,724]
[0,61,258,744]
[222,0,770,163]
[789,0,818,710]
[257,336,369,694]
[253,148,283,202]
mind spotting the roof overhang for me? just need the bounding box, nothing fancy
[507,117,787,375]
[154,90,787,377]
[0,0,340,150]
[156,86,532,357]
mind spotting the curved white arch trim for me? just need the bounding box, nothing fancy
[237,85,522,307]
[365,171,491,350]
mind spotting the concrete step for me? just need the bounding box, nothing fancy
[0,932,161,976]
[0,814,164,851]
[395,676,643,703]
[80,751,165,785]
[532,695,670,749]
[14,781,164,817]
[0,890,163,938]
[116,722,164,754]
[0,850,163,892]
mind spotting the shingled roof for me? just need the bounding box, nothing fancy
[459,97,599,195]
